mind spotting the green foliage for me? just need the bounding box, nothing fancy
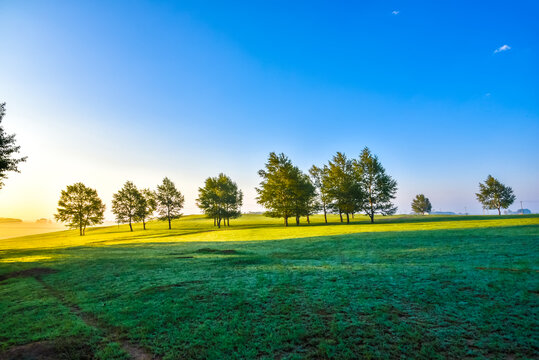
[0,102,27,189]
[355,147,397,223]
[54,183,105,236]
[476,175,516,215]
[256,152,316,226]
[322,152,362,223]
[411,194,432,215]
[197,173,243,228]
[156,177,185,229]
[111,181,144,232]
[138,188,157,230]
[309,165,331,223]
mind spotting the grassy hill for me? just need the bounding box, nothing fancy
[0,214,538,359]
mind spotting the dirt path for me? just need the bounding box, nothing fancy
[1,268,160,360]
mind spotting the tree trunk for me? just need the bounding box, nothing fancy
[306,215,310,224]
[296,215,300,226]
[370,212,374,223]
[339,210,343,223]
[323,205,327,224]
[129,220,133,232]
[168,216,171,230]
[79,226,83,236]
[227,217,230,226]
[284,217,288,227]
[346,212,350,224]
[143,218,146,230]
[214,217,216,226]
[352,213,355,219]
[498,207,501,215]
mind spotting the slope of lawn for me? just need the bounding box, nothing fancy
[0,214,538,359]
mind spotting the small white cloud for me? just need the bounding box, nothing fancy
[494,44,511,53]
[392,10,400,15]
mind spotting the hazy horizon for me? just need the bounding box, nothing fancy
[1,1,538,221]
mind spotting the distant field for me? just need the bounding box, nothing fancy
[0,214,538,359]
[0,221,65,240]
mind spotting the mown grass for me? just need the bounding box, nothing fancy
[0,214,538,359]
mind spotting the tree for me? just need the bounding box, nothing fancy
[323,152,362,224]
[476,175,515,215]
[355,147,397,223]
[138,188,157,230]
[156,177,184,229]
[292,173,317,225]
[54,183,105,236]
[411,194,432,215]
[111,181,144,232]
[256,152,312,226]
[309,165,330,224]
[0,103,27,189]
[197,173,243,228]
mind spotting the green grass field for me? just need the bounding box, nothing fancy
[0,214,538,359]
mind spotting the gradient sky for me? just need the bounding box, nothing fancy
[0,0,538,221]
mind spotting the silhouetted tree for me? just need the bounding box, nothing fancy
[197,173,243,228]
[476,175,515,215]
[411,194,432,215]
[156,177,184,229]
[54,183,105,236]
[355,147,397,223]
[138,188,157,230]
[0,103,27,189]
[112,181,144,232]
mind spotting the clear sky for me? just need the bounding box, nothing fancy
[0,0,538,221]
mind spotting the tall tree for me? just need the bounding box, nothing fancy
[256,152,311,226]
[411,194,432,215]
[197,173,243,228]
[355,147,397,223]
[111,181,144,232]
[309,165,330,224]
[156,177,185,229]
[323,152,362,224]
[138,188,157,230]
[476,175,515,215]
[0,103,27,189]
[54,183,105,236]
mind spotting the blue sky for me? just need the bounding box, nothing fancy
[0,0,538,220]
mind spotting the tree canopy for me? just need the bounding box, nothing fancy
[138,188,157,230]
[355,147,397,223]
[256,152,315,226]
[54,182,105,236]
[197,173,243,228]
[476,175,515,215]
[0,103,27,189]
[156,177,185,229]
[111,181,144,232]
[411,194,432,215]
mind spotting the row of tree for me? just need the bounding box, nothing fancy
[52,159,517,235]
[54,177,185,235]
[256,148,398,226]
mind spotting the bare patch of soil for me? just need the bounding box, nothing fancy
[0,338,93,360]
[0,268,57,282]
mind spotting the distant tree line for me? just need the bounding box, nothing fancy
[256,148,398,226]
[50,152,518,235]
